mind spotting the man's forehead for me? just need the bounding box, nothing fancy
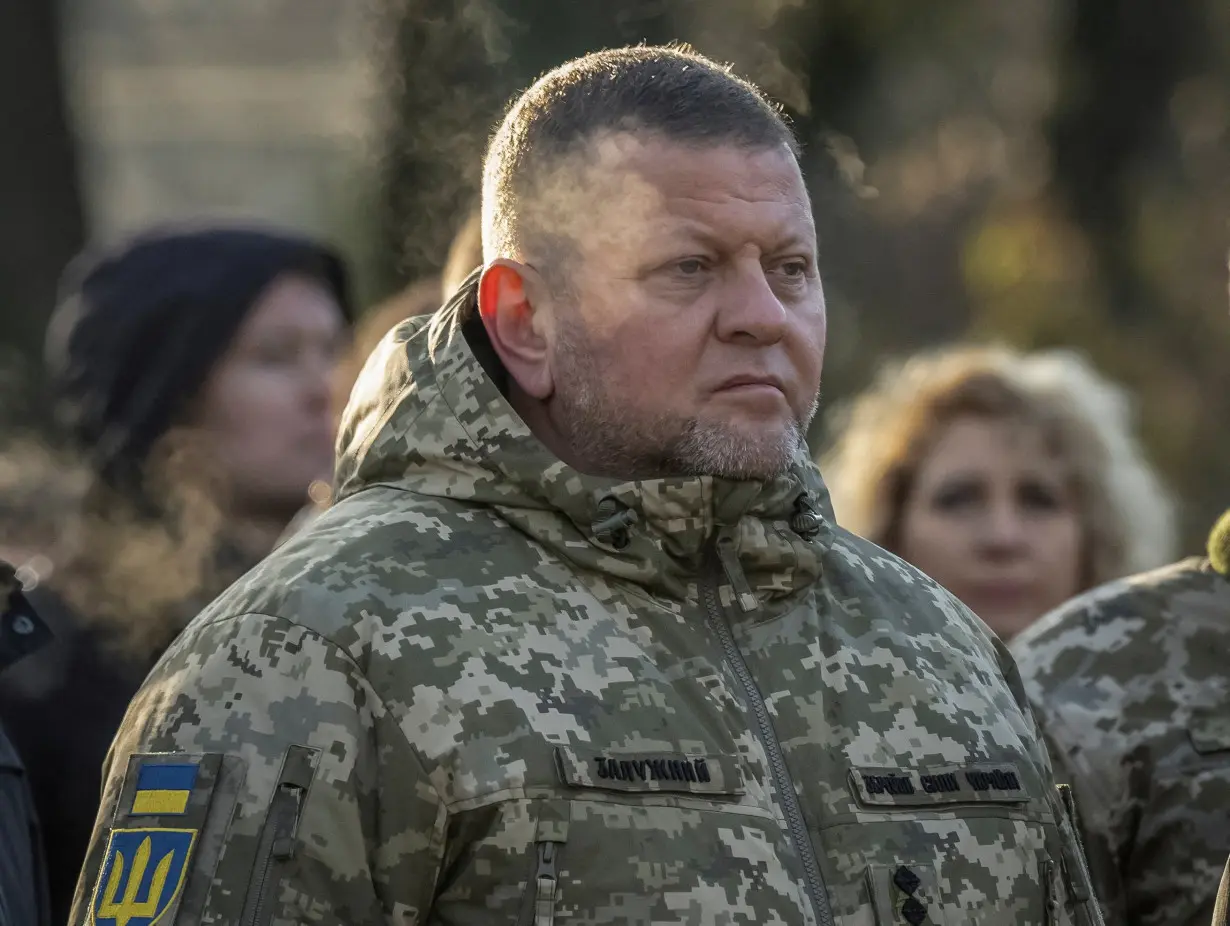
[589,131,803,194]
[534,132,812,251]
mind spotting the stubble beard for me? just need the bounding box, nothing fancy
[551,321,817,481]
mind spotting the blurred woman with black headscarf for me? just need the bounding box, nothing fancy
[0,221,352,922]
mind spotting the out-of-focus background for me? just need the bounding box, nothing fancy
[2,0,1227,549]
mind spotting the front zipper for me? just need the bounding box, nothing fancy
[518,840,562,926]
[702,535,835,926]
[239,746,317,926]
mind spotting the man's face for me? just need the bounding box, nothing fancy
[541,134,826,481]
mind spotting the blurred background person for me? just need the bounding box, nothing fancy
[275,272,441,542]
[1009,266,1230,926]
[1012,475,1230,925]
[0,440,90,579]
[280,207,486,542]
[0,562,52,926]
[820,344,1176,639]
[0,222,351,923]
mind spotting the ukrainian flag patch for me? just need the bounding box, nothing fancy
[130,762,198,816]
[91,827,196,926]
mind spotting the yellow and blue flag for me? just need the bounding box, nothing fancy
[130,762,198,816]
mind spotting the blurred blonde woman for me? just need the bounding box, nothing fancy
[820,344,1176,640]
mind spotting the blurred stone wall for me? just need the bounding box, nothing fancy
[63,0,376,241]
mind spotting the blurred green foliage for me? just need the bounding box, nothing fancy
[0,0,85,422]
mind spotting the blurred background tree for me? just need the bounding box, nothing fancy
[0,0,86,422]
[1,0,1227,549]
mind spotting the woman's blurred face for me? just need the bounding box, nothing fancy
[897,414,1084,640]
[193,273,346,521]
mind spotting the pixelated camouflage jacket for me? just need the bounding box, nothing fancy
[71,286,1102,926]
[1215,857,1230,926]
[1011,514,1230,926]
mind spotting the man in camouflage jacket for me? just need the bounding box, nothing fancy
[72,47,1101,926]
[1012,508,1230,925]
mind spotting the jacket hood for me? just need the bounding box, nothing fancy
[335,276,835,605]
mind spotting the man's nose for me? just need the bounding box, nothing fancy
[715,262,790,345]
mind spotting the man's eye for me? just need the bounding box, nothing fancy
[676,259,705,275]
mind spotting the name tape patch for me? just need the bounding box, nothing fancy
[555,747,744,796]
[851,763,1032,807]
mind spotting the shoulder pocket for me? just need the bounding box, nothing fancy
[239,745,320,926]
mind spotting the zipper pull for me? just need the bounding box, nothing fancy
[537,841,559,881]
[531,841,561,926]
[716,535,758,613]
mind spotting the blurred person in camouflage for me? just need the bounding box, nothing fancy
[0,562,52,926]
[0,223,351,924]
[1013,503,1230,926]
[71,47,1102,926]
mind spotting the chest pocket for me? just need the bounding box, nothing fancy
[527,747,794,925]
[433,745,818,926]
[850,763,1032,809]
[834,762,1100,925]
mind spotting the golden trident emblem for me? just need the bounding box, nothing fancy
[97,836,176,926]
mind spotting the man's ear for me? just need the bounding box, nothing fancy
[478,260,554,400]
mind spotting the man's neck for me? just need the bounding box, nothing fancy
[508,384,601,477]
